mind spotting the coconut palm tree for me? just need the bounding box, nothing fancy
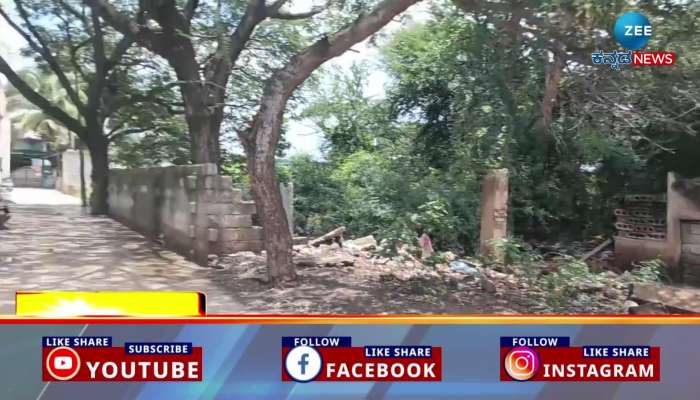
[6,71,88,205]
[6,71,83,149]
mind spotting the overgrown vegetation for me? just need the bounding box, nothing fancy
[490,237,666,309]
[288,2,700,261]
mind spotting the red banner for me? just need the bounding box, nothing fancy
[500,347,660,382]
[282,347,442,382]
[632,51,676,66]
[42,346,203,381]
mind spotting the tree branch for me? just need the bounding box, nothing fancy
[277,0,421,96]
[241,0,420,147]
[0,56,86,138]
[8,0,86,113]
[91,0,201,79]
[140,0,190,34]
[183,0,199,20]
[107,126,155,141]
[84,0,139,35]
[266,0,289,14]
[88,6,107,111]
[105,36,134,72]
[56,0,88,25]
[268,7,324,20]
[67,32,93,80]
[84,0,162,52]
[202,0,267,100]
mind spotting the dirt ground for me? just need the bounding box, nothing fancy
[0,190,630,315]
[210,249,629,315]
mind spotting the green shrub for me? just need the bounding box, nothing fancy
[220,160,249,186]
[540,257,607,308]
[629,259,667,283]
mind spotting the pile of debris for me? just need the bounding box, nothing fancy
[293,226,374,269]
[291,229,449,285]
[210,227,700,314]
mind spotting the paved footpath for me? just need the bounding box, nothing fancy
[0,189,243,314]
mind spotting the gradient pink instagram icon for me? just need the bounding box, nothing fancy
[504,346,540,381]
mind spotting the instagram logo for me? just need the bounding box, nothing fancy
[504,346,539,381]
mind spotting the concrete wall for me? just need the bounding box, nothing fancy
[280,182,294,235]
[0,85,10,180]
[57,149,92,197]
[108,164,263,265]
[667,172,700,267]
[613,236,668,269]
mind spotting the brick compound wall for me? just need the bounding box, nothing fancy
[108,163,263,266]
[614,172,700,284]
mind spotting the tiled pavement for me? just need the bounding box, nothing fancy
[0,197,244,315]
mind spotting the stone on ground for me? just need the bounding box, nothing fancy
[630,283,700,314]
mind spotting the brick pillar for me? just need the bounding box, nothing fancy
[479,168,509,262]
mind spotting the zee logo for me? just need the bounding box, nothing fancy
[614,12,652,50]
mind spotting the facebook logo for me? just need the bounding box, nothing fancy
[298,353,309,374]
[285,346,322,382]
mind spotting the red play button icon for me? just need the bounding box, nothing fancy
[45,347,81,381]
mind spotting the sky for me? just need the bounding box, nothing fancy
[0,0,432,158]
[0,0,28,82]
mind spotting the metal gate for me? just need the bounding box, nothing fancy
[681,220,700,285]
[11,165,44,187]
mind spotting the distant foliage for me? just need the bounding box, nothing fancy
[288,2,700,256]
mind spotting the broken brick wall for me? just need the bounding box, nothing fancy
[668,173,700,284]
[614,172,700,284]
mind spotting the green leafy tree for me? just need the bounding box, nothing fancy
[383,2,700,241]
[87,0,323,165]
[291,0,700,256]
[0,0,146,213]
[301,63,396,161]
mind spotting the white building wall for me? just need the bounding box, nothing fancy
[0,85,11,179]
[57,149,92,197]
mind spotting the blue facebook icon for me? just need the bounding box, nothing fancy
[285,345,322,382]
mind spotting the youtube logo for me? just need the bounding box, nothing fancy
[54,356,73,370]
[45,347,81,381]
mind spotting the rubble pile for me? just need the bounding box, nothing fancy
[212,229,698,314]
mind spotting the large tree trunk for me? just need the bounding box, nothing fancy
[248,163,294,282]
[86,134,110,215]
[182,87,221,166]
[79,141,87,208]
[240,0,421,284]
[187,112,220,165]
[244,89,295,283]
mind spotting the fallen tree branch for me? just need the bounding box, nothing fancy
[309,226,346,247]
[581,238,613,262]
